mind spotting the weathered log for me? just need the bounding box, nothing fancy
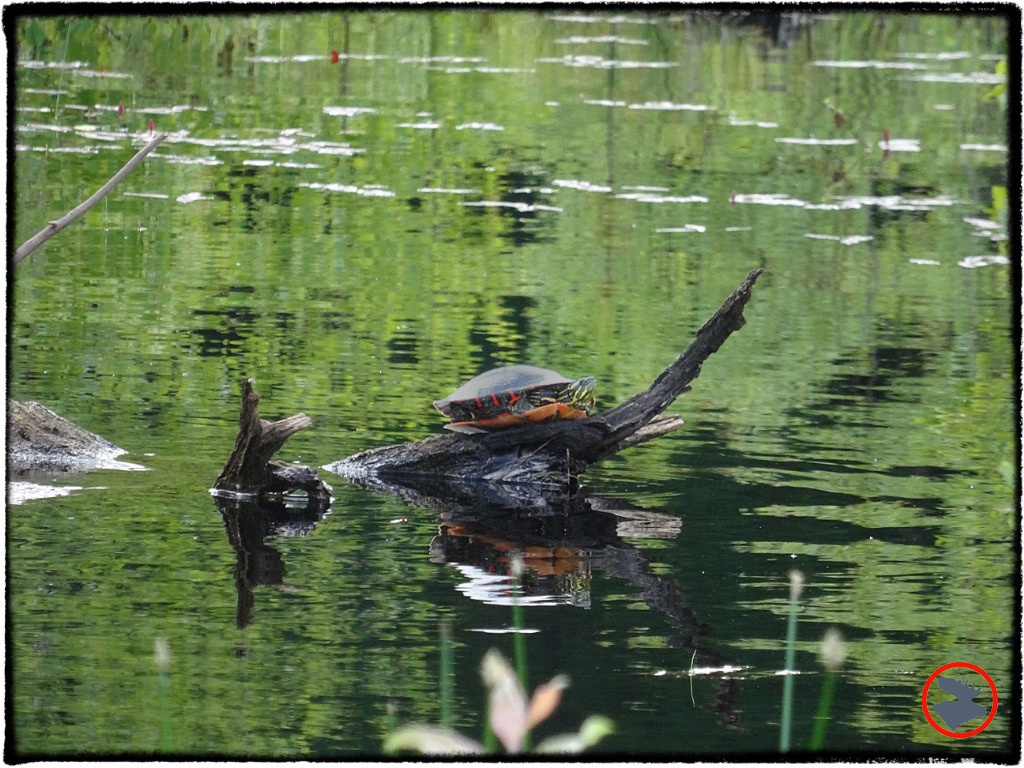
[326,268,763,488]
[8,399,145,475]
[213,378,332,500]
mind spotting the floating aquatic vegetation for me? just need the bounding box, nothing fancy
[461,201,562,213]
[398,121,441,129]
[417,187,479,194]
[656,224,706,233]
[154,153,223,166]
[775,137,859,146]
[805,233,874,246]
[471,628,542,635]
[552,179,612,193]
[554,35,648,45]
[831,194,958,211]
[803,200,863,211]
[620,185,669,192]
[455,122,504,131]
[325,53,392,61]
[614,192,708,204]
[548,13,657,24]
[907,71,1005,84]
[72,69,133,79]
[17,121,74,133]
[244,54,335,63]
[19,59,89,69]
[470,67,537,74]
[399,55,486,64]
[812,59,927,70]
[731,193,807,206]
[895,51,972,60]
[958,254,1010,268]
[323,106,377,117]
[300,181,396,197]
[176,192,213,203]
[583,98,627,107]
[879,137,921,152]
[628,101,714,111]
[964,217,1005,241]
[301,141,365,156]
[18,144,98,154]
[537,55,676,69]
[133,105,204,115]
[728,114,779,128]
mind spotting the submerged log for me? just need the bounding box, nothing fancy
[326,268,763,488]
[213,378,332,500]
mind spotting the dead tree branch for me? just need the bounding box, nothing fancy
[13,132,168,265]
[326,269,763,489]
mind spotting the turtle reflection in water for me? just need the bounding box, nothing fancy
[433,365,596,434]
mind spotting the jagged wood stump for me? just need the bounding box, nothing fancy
[327,268,763,489]
[213,378,332,500]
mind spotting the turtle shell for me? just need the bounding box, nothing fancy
[433,365,593,427]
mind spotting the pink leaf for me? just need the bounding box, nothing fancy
[527,674,570,727]
[481,650,528,753]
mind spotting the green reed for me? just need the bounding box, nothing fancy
[779,570,803,754]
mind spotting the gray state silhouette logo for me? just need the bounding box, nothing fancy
[932,676,988,731]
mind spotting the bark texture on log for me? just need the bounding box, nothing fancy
[8,399,145,475]
[213,378,331,499]
[327,268,763,488]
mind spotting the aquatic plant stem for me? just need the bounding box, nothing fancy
[779,570,804,754]
[809,627,847,750]
[13,132,167,264]
[154,639,172,751]
[809,672,837,750]
[510,554,532,752]
[440,621,454,728]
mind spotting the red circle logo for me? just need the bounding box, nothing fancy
[922,663,998,738]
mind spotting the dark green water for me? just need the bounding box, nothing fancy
[9,10,1016,759]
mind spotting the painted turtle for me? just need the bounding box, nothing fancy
[433,364,596,434]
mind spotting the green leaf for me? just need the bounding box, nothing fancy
[533,715,615,754]
[383,725,484,755]
[24,21,47,49]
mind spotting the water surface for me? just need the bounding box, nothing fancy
[9,10,1015,759]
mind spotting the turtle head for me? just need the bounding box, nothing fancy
[567,376,597,413]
